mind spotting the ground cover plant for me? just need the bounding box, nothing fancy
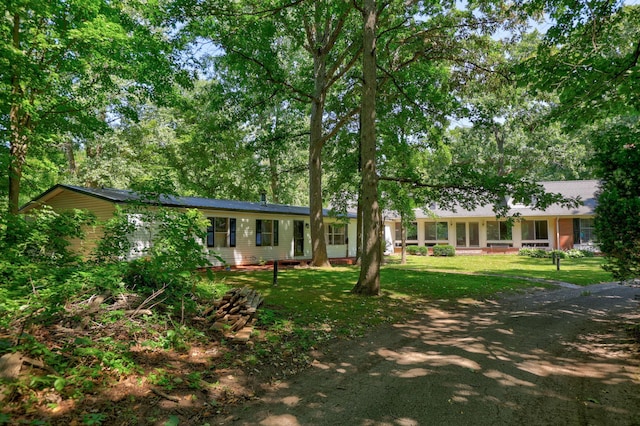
[0,251,610,425]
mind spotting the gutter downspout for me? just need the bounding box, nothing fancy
[555,217,560,250]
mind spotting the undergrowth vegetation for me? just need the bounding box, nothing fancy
[0,207,613,425]
[0,206,232,424]
[518,247,596,259]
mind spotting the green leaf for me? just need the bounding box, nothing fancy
[163,415,180,426]
[53,376,66,392]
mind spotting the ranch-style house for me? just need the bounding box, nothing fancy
[19,184,357,267]
[21,180,598,265]
[383,180,598,254]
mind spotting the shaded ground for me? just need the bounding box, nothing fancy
[215,282,640,425]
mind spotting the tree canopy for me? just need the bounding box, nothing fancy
[521,2,640,279]
[3,0,637,286]
[1,0,190,212]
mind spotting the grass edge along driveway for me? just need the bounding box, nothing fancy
[209,255,612,342]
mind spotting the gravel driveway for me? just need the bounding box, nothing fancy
[218,282,640,426]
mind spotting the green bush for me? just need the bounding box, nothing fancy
[97,204,218,295]
[405,246,428,256]
[406,246,420,255]
[93,206,137,263]
[518,248,534,256]
[0,207,102,327]
[579,249,596,258]
[565,249,585,258]
[1,206,95,265]
[519,248,596,259]
[518,248,544,257]
[550,249,568,259]
[432,244,455,257]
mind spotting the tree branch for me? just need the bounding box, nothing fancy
[227,47,313,102]
[195,0,307,18]
[321,6,353,56]
[327,42,363,87]
[320,106,361,145]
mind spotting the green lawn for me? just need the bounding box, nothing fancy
[201,254,611,343]
[385,254,612,286]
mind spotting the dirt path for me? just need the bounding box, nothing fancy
[216,282,640,425]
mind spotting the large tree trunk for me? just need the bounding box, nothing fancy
[8,12,27,215]
[268,151,280,204]
[309,51,330,267]
[8,121,28,215]
[352,0,380,296]
[355,188,363,265]
[493,124,506,176]
[63,140,77,177]
[401,216,407,265]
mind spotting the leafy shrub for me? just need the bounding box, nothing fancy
[144,208,212,283]
[406,246,420,255]
[97,204,216,295]
[579,249,596,257]
[518,248,534,256]
[432,244,455,257]
[530,249,549,258]
[564,249,585,258]
[93,206,137,263]
[519,248,595,259]
[123,257,161,289]
[550,250,568,259]
[0,208,106,327]
[1,206,95,264]
[0,201,231,414]
[565,249,595,258]
[519,248,549,258]
[405,246,428,256]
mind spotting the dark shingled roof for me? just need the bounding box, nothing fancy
[22,184,356,218]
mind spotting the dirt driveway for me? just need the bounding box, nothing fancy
[216,282,640,425]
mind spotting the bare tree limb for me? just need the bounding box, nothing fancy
[320,106,361,145]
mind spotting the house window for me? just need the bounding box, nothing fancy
[425,222,448,244]
[327,224,347,245]
[406,222,418,240]
[487,221,512,241]
[256,219,279,247]
[573,218,596,244]
[207,217,236,247]
[521,220,549,240]
[395,222,417,241]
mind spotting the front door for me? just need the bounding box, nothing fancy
[456,223,466,246]
[469,222,480,247]
[294,220,305,256]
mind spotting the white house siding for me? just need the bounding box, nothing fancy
[384,225,394,254]
[21,185,356,266]
[198,210,357,266]
[325,221,358,259]
[126,213,155,259]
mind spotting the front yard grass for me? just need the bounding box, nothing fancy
[205,254,611,341]
[385,254,612,286]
